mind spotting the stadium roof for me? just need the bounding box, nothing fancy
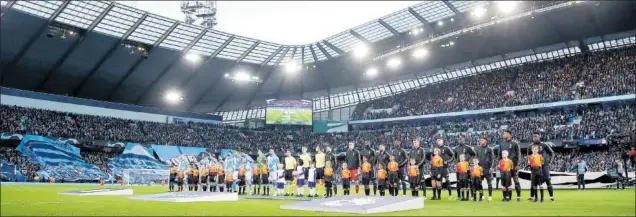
[1,1,635,117]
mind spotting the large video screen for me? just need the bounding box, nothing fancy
[265,99,312,125]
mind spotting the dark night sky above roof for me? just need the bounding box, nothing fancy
[0,1,635,115]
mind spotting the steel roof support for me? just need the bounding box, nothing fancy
[315,43,333,59]
[104,22,178,100]
[74,13,148,96]
[407,7,433,31]
[185,36,239,111]
[1,1,69,84]
[378,19,401,37]
[36,3,115,91]
[0,0,16,17]
[178,35,235,91]
[442,1,461,15]
[134,28,209,104]
[242,47,289,110]
[300,46,305,98]
[210,41,261,113]
[310,44,331,110]
[349,30,371,45]
[322,40,345,55]
[274,47,299,99]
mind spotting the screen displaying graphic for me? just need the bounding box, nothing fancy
[266,99,312,125]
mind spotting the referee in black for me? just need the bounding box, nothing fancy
[409,137,427,198]
[390,139,408,196]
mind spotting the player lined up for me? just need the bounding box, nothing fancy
[166,130,555,203]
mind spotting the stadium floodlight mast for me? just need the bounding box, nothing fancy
[365,67,379,77]
[387,57,402,69]
[164,90,183,104]
[184,52,201,63]
[497,1,518,13]
[412,48,428,59]
[353,43,370,59]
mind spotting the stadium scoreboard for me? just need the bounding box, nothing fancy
[265,99,312,125]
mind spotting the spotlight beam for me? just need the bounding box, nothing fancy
[213,41,262,112]
[275,47,300,99]
[135,28,209,104]
[243,47,290,110]
[105,20,178,101]
[180,35,235,108]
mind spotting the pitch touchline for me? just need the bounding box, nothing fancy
[1,200,122,205]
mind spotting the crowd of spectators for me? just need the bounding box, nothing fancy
[0,46,634,179]
[352,46,635,120]
[80,151,117,175]
[1,103,633,154]
[0,146,40,181]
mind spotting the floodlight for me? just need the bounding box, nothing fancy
[235,71,250,81]
[165,90,182,104]
[497,1,518,13]
[353,43,369,59]
[252,76,259,80]
[449,41,455,46]
[184,52,201,63]
[471,7,486,18]
[450,18,455,22]
[366,67,378,77]
[412,48,428,59]
[387,57,402,68]
[437,21,444,26]
[284,62,299,73]
[224,73,230,78]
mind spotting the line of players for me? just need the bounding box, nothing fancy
[167,130,555,203]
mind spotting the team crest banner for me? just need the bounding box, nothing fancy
[16,135,107,181]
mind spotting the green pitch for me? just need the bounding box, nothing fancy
[1,185,634,216]
[266,108,312,125]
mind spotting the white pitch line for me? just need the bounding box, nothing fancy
[1,200,121,205]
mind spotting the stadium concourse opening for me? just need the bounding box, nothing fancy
[1,0,635,216]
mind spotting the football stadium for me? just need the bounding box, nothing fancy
[1,0,635,216]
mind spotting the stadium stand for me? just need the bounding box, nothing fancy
[0,1,633,187]
[352,47,636,120]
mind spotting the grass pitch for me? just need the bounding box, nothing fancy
[1,185,634,216]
